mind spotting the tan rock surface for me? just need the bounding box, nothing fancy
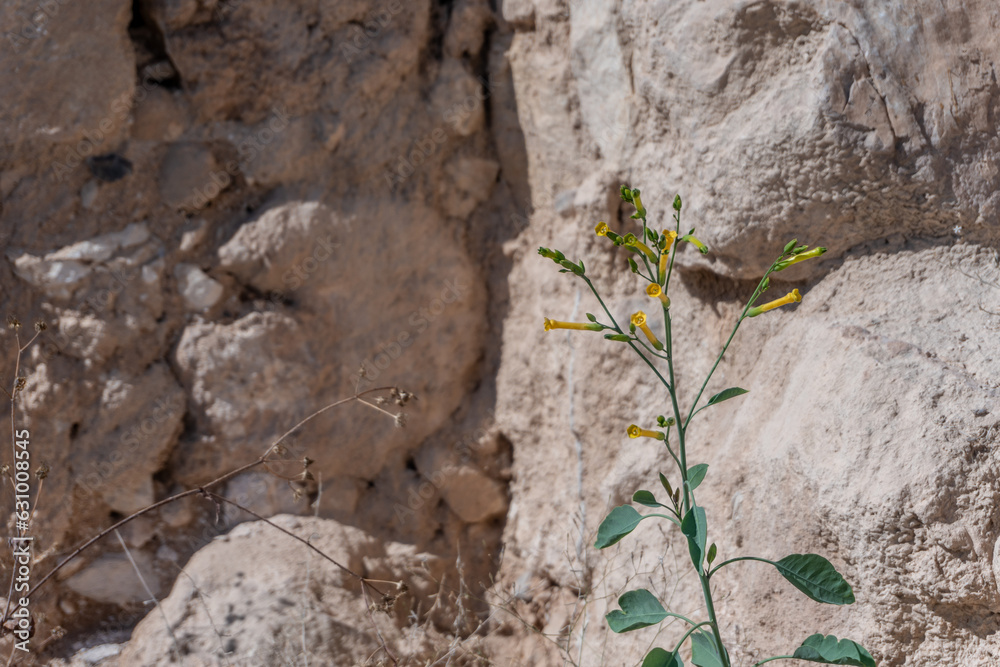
[1,0,998,665]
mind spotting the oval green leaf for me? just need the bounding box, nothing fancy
[633,490,665,508]
[681,506,708,573]
[605,589,668,633]
[691,630,726,667]
[773,554,856,605]
[643,648,683,667]
[791,633,876,667]
[595,506,643,549]
[706,387,749,406]
[687,464,709,491]
[659,473,673,496]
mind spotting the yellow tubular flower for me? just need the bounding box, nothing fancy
[630,311,663,350]
[627,424,665,441]
[632,191,646,219]
[658,231,677,282]
[745,289,802,318]
[544,318,603,331]
[646,283,670,306]
[623,234,657,262]
[681,234,709,254]
[595,221,611,236]
[775,247,827,271]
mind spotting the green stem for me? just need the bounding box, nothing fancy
[753,656,797,666]
[634,336,671,361]
[582,276,621,331]
[626,341,672,392]
[581,275,673,395]
[670,621,715,655]
[708,556,774,579]
[663,210,681,294]
[698,573,731,667]
[663,309,689,511]
[683,265,777,431]
[662,611,701,627]
[648,512,681,527]
[683,318,743,431]
[662,436,682,472]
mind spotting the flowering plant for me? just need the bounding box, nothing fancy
[539,187,875,667]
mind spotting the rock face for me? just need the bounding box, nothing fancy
[2,0,1000,666]
[117,516,454,666]
[491,1,1000,665]
[2,0,513,661]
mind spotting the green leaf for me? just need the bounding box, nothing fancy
[632,490,665,508]
[605,589,668,633]
[595,506,644,549]
[784,239,798,254]
[687,464,709,491]
[658,473,673,496]
[691,631,726,667]
[681,506,708,572]
[628,257,639,273]
[773,554,856,605]
[586,312,597,322]
[643,648,683,667]
[761,277,770,292]
[706,387,749,407]
[707,543,717,566]
[792,634,876,666]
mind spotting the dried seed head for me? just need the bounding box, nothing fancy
[393,413,406,428]
[273,444,287,457]
[301,456,313,468]
[35,464,49,480]
[6,315,20,331]
[14,377,26,392]
[393,390,416,407]
[34,321,47,332]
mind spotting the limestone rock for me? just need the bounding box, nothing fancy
[158,143,222,211]
[65,552,160,606]
[70,362,185,514]
[173,263,224,311]
[117,516,450,666]
[0,0,134,168]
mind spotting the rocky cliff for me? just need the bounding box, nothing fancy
[1,0,998,665]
